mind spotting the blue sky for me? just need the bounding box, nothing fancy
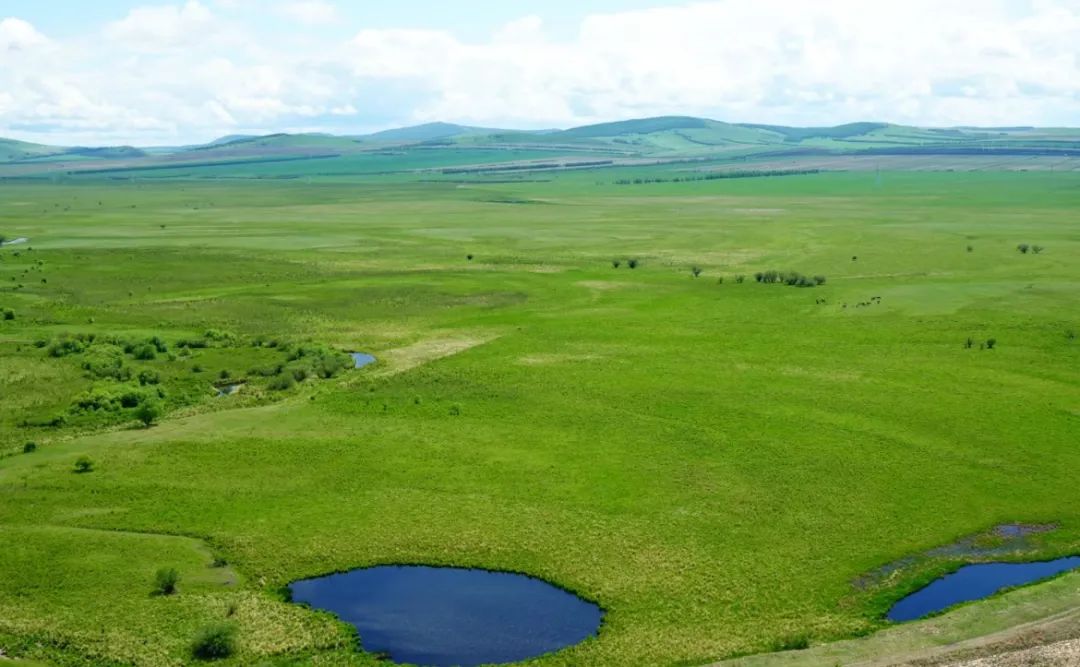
[2,0,1079,145]
[6,1,690,41]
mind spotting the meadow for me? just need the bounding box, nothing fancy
[0,169,1078,666]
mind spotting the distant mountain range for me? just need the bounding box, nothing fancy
[2,116,1078,178]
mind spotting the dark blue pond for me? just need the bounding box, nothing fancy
[887,556,1080,622]
[289,566,603,666]
[350,352,376,369]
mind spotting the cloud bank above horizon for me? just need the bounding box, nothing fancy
[2,0,1079,146]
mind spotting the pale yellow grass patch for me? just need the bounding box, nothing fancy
[577,280,631,291]
[371,333,501,377]
[517,353,601,366]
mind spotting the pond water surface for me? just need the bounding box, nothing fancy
[887,556,1080,622]
[289,565,603,666]
[350,352,376,369]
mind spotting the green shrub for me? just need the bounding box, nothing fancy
[190,623,236,661]
[284,344,350,380]
[611,259,621,268]
[71,387,124,413]
[119,390,144,408]
[203,329,235,343]
[138,369,161,386]
[986,338,997,350]
[74,456,93,474]
[691,266,702,278]
[627,258,639,269]
[154,567,179,595]
[268,374,295,391]
[136,401,163,427]
[2,308,13,321]
[23,442,37,454]
[81,347,131,381]
[1017,243,1030,254]
[48,337,87,357]
[131,343,157,360]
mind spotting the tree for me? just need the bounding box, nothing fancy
[691,266,702,278]
[74,456,94,474]
[986,338,997,350]
[1017,243,1030,254]
[154,567,180,595]
[611,259,621,269]
[627,258,639,269]
[1032,245,1044,254]
[136,400,163,428]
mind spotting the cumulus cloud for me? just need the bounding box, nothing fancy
[353,0,1080,128]
[0,17,49,52]
[2,0,1080,145]
[104,0,216,51]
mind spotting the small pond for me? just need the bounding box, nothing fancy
[887,556,1080,622]
[289,565,603,666]
[350,352,376,369]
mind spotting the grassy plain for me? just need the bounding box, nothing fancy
[0,169,1078,666]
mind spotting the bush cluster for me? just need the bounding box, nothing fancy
[251,343,351,391]
[70,385,165,415]
[753,271,826,287]
[191,623,236,660]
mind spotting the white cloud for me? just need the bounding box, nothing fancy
[2,0,1080,145]
[371,0,1080,128]
[104,0,216,51]
[277,1,338,26]
[0,17,49,52]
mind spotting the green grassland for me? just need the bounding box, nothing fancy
[0,169,1078,666]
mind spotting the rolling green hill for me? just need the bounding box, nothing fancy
[3,116,1079,179]
[0,138,65,162]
